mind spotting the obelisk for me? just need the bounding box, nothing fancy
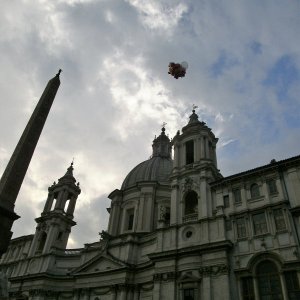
[0,70,61,256]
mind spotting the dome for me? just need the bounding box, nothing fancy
[121,156,173,190]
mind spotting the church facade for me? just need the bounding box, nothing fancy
[1,109,300,300]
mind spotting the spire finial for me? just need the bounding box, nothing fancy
[66,159,74,175]
[192,104,198,113]
[56,69,62,77]
[161,122,167,134]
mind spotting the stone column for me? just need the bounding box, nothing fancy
[171,183,179,225]
[280,273,289,300]
[205,137,209,159]
[54,190,64,210]
[153,280,161,300]
[173,144,179,168]
[28,229,40,256]
[137,194,145,231]
[81,289,90,300]
[253,276,259,300]
[73,289,80,300]
[119,286,127,300]
[286,168,300,207]
[111,290,117,300]
[66,195,77,216]
[113,202,121,235]
[202,276,211,300]
[43,193,55,213]
[43,225,57,253]
[133,285,140,300]
[61,190,70,211]
[195,138,201,162]
[200,137,205,159]
[262,181,269,202]
[200,177,208,218]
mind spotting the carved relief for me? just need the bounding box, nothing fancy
[183,177,194,192]
[199,264,229,276]
[29,289,59,297]
[159,205,170,222]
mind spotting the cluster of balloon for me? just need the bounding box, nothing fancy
[168,61,188,79]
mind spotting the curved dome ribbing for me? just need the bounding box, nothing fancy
[121,127,173,190]
[121,156,173,190]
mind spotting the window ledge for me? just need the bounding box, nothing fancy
[234,202,242,206]
[253,232,269,238]
[248,196,264,202]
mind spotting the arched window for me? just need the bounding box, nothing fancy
[267,179,277,194]
[257,260,283,299]
[64,199,70,213]
[185,191,198,215]
[50,198,57,211]
[250,183,260,198]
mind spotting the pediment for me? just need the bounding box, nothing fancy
[72,253,128,274]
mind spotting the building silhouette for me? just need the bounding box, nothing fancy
[0,71,61,258]
[1,97,300,299]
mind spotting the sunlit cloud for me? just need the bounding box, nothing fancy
[127,0,188,34]
[0,0,299,248]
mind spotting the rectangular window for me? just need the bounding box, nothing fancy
[250,183,260,198]
[127,209,134,230]
[233,189,242,204]
[253,213,268,235]
[267,179,278,194]
[183,288,194,300]
[186,140,194,164]
[241,277,255,300]
[224,195,230,208]
[273,209,286,231]
[236,217,247,238]
[285,271,300,300]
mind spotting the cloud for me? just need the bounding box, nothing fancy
[127,0,188,34]
[0,0,299,248]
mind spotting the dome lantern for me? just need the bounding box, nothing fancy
[152,124,172,158]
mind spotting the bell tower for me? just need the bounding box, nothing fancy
[28,163,81,256]
[170,108,222,225]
